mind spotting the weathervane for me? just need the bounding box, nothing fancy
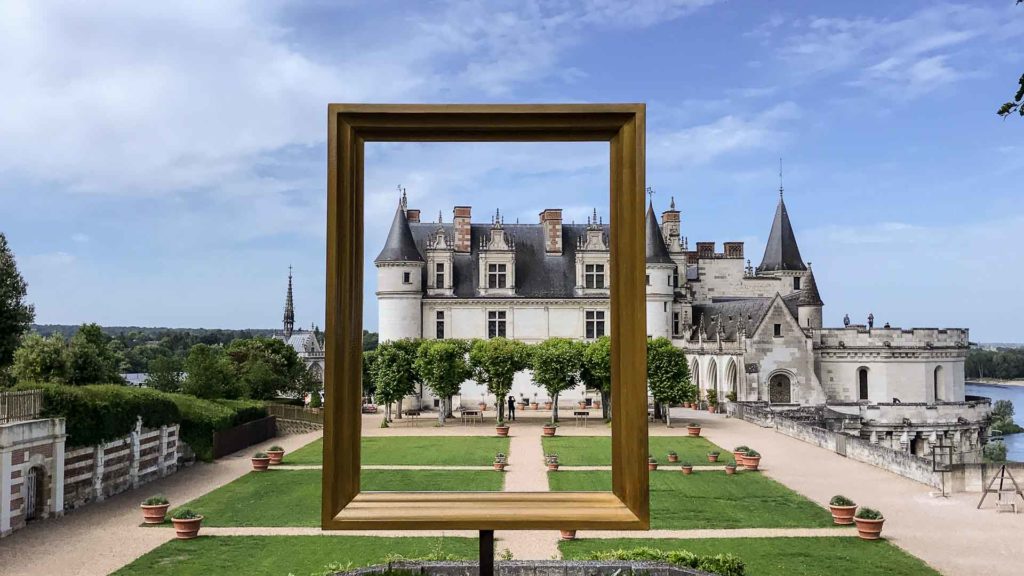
[646,186,655,205]
[778,158,784,197]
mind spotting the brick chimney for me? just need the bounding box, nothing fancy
[539,209,563,255]
[696,241,715,259]
[453,206,472,253]
[406,209,421,223]
[723,241,744,259]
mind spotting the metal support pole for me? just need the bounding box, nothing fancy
[479,530,494,576]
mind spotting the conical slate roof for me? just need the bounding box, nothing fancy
[757,194,806,273]
[798,267,823,307]
[375,205,424,263]
[645,202,673,264]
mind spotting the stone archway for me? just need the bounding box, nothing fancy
[707,359,718,398]
[769,373,792,404]
[692,358,701,395]
[726,360,738,398]
[24,465,47,521]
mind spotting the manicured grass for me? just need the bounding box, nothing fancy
[172,469,503,527]
[542,436,735,466]
[561,537,940,576]
[112,535,476,576]
[548,470,833,529]
[286,436,511,466]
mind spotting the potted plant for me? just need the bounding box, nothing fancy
[853,507,885,540]
[687,423,702,437]
[706,389,718,413]
[493,453,507,471]
[266,445,285,465]
[666,450,679,463]
[478,400,488,411]
[140,495,170,524]
[648,456,658,471]
[724,463,737,475]
[578,399,587,409]
[742,449,761,471]
[496,420,510,437]
[170,508,204,539]
[680,462,694,475]
[726,391,737,402]
[531,393,539,410]
[707,451,720,463]
[546,454,559,471]
[829,495,858,525]
[542,421,558,437]
[559,529,577,540]
[732,445,749,462]
[251,451,271,471]
[543,399,553,410]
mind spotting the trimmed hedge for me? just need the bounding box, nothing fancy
[16,383,267,461]
[18,383,180,447]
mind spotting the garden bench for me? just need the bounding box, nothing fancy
[461,409,482,426]
[573,410,590,428]
[402,410,422,426]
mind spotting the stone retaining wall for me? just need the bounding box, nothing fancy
[276,418,323,435]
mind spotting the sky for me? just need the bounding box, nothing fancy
[1,0,1022,342]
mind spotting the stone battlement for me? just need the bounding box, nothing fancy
[815,327,969,349]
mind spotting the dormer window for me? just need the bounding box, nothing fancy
[584,264,605,289]
[487,263,507,289]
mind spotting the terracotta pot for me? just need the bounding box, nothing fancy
[732,450,746,462]
[251,457,270,471]
[681,466,693,475]
[559,529,577,540]
[496,425,510,437]
[578,401,587,409]
[707,404,716,413]
[648,462,658,471]
[478,403,487,411]
[547,463,559,471]
[707,453,719,463]
[725,465,736,475]
[141,504,169,524]
[530,402,539,410]
[543,402,553,410]
[687,426,701,437]
[830,505,858,525]
[266,450,285,465]
[493,462,506,471]
[742,455,761,471]
[542,425,557,437]
[171,516,203,539]
[667,453,679,463]
[854,517,885,540]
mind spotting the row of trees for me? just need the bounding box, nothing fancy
[363,336,695,426]
[966,348,1024,381]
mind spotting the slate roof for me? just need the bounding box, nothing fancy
[375,206,425,263]
[757,195,806,273]
[645,203,674,264]
[798,268,824,306]
[691,298,773,341]
[408,221,610,299]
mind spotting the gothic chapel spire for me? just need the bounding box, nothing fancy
[283,265,295,338]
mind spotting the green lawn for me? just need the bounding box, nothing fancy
[561,537,940,576]
[286,436,511,466]
[541,436,735,466]
[171,469,503,527]
[548,470,833,529]
[112,535,476,576]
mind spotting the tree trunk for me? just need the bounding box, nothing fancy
[438,398,446,426]
[497,400,505,423]
[601,389,611,420]
[385,403,392,422]
[396,397,403,419]
[665,403,672,428]
[553,392,560,422]
[446,396,454,418]
[653,401,663,421]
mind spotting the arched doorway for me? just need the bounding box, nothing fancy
[769,373,791,404]
[24,466,46,521]
[858,367,869,401]
[692,359,701,395]
[934,366,944,402]
[726,360,738,399]
[707,359,718,398]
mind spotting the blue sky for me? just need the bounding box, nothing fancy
[1,1,1022,341]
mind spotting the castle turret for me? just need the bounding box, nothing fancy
[375,196,424,343]
[645,202,675,339]
[757,191,807,274]
[797,264,824,329]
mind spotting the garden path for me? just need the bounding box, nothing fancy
[0,430,322,576]
[689,407,1024,576]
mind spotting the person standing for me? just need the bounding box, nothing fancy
[507,395,516,421]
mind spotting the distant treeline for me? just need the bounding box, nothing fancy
[966,347,1024,380]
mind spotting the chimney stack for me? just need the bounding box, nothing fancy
[723,242,744,259]
[453,206,472,252]
[406,209,421,223]
[539,209,563,255]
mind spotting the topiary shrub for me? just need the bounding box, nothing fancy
[855,507,883,520]
[830,495,855,506]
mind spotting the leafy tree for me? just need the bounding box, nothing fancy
[390,339,423,418]
[225,337,306,400]
[147,355,183,393]
[991,399,1023,434]
[362,330,379,351]
[362,349,378,399]
[0,233,35,374]
[12,333,67,383]
[469,337,531,422]
[530,337,585,423]
[582,336,612,420]
[66,323,124,385]
[415,339,471,425]
[997,2,1023,118]
[181,344,239,399]
[369,340,419,421]
[647,337,691,427]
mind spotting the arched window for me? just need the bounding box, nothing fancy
[692,359,701,393]
[769,373,791,404]
[707,359,718,397]
[726,360,738,398]
[934,366,944,402]
[858,368,869,401]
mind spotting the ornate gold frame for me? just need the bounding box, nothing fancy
[324,104,648,530]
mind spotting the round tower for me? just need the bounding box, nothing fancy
[645,202,675,339]
[797,263,824,330]
[375,198,424,343]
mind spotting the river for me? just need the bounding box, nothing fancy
[966,382,1024,462]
